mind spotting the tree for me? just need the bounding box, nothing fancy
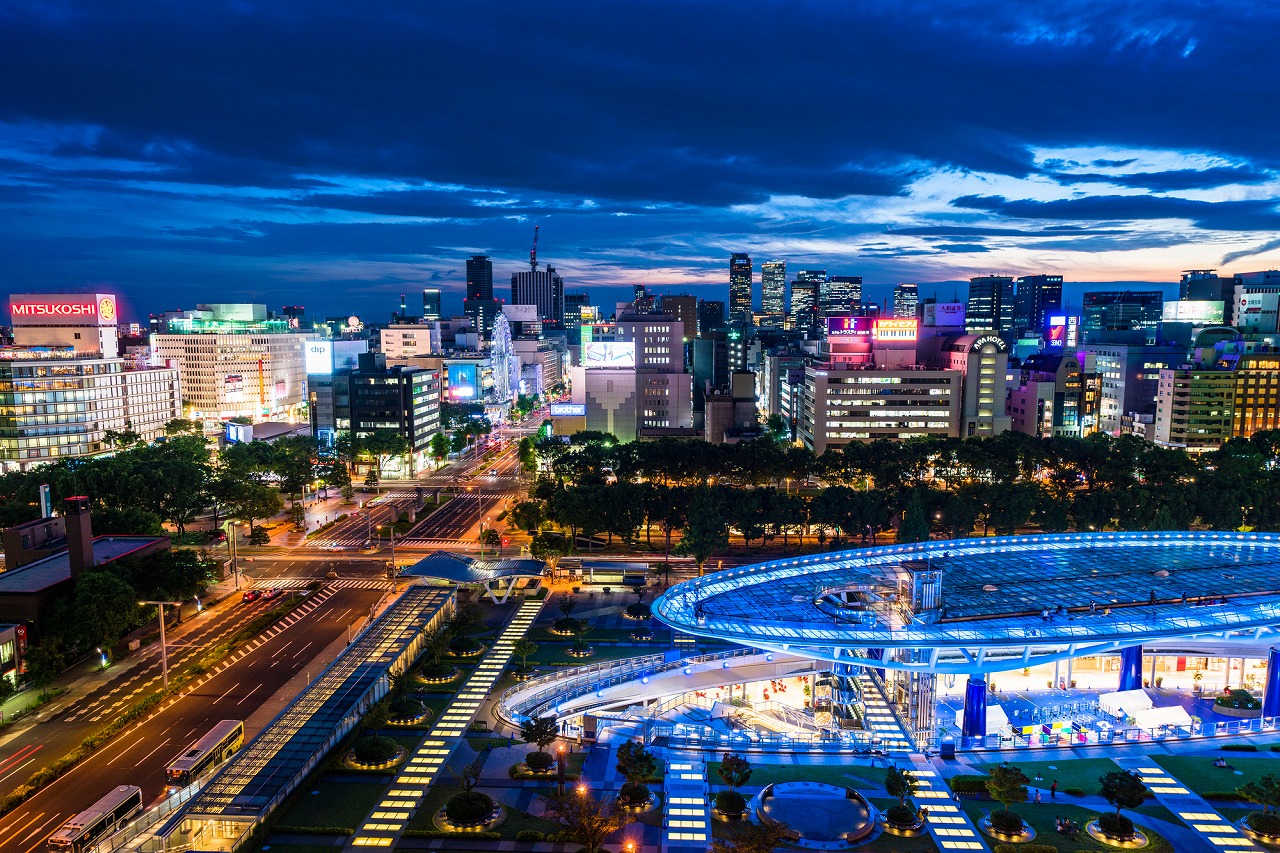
[163,418,205,437]
[358,429,410,482]
[512,637,538,672]
[520,714,559,752]
[510,501,547,533]
[677,486,728,575]
[530,532,571,572]
[896,491,931,543]
[1099,769,1149,824]
[717,753,752,790]
[75,570,143,654]
[546,787,634,853]
[711,820,790,853]
[478,527,501,556]
[452,754,485,793]
[429,432,450,467]
[984,764,1029,832]
[1239,774,1280,816]
[885,766,918,810]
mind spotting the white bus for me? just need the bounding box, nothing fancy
[165,719,244,790]
[48,785,143,852]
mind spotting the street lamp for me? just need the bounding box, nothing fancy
[557,743,567,794]
[221,520,241,590]
[139,600,181,691]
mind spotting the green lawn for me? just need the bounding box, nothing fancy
[961,800,1174,853]
[976,757,1122,796]
[706,760,885,792]
[1152,754,1280,798]
[528,644,661,666]
[407,783,561,840]
[275,780,385,833]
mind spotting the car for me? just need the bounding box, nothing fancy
[262,588,282,600]
[489,469,499,475]
[242,589,262,602]
[326,570,340,579]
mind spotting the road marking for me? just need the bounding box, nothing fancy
[235,684,262,706]
[7,810,47,843]
[20,813,64,853]
[107,735,147,765]
[0,743,42,776]
[134,737,171,767]
[0,752,41,785]
[292,641,314,658]
[215,681,241,703]
[271,640,294,659]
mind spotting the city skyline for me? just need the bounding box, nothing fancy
[2,2,1280,318]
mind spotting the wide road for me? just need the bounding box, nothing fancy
[0,591,308,801]
[0,584,383,853]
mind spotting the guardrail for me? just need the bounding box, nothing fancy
[98,782,203,852]
[658,722,886,753]
[497,648,762,722]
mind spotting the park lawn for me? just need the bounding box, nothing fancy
[706,760,885,792]
[510,752,587,779]
[1151,754,1280,798]
[260,845,343,853]
[407,784,561,840]
[961,801,1174,853]
[528,644,657,666]
[275,779,385,832]
[976,756,1122,796]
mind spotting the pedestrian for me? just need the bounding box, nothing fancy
[1034,790,1042,804]
[1050,780,1057,799]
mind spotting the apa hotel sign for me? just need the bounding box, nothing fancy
[10,294,118,326]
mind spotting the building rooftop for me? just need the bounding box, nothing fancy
[653,532,1280,676]
[402,551,545,584]
[0,536,166,593]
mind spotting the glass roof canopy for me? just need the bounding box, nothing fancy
[652,532,1280,674]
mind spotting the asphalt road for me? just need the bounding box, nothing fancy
[0,585,383,853]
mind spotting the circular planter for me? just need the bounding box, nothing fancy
[1241,815,1280,847]
[881,807,927,837]
[434,799,505,833]
[1085,819,1149,848]
[417,665,462,685]
[630,629,654,642]
[566,646,594,658]
[1214,704,1263,719]
[549,626,577,637]
[389,710,431,727]
[512,667,539,682]
[448,642,487,659]
[711,806,747,822]
[344,745,407,771]
[618,793,660,814]
[623,606,651,621]
[978,813,1035,842]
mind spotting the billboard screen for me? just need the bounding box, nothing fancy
[447,363,479,399]
[305,341,332,375]
[10,293,118,326]
[549,403,587,417]
[1237,293,1280,330]
[1162,300,1225,325]
[873,318,918,342]
[583,341,636,368]
[1046,319,1066,347]
[924,302,965,327]
[825,316,872,338]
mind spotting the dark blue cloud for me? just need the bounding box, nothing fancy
[1,0,1279,316]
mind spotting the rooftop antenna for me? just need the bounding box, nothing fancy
[530,224,540,272]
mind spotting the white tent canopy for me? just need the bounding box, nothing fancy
[1098,689,1153,718]
[1133,705,1193,729]
[955,703,1011,736]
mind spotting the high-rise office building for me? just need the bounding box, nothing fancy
[1013,274,1063,332]
[729,253,753,321]
[892,283,919,319]
[698,300,726,337]
[790,276,821,338]
[965,275,1015,335]
[511,265,566,330]
[1081,291,1163,343]
[1180,269,1233,303]
[422,288,442,321]
[464,255,499,339]
[822,274,858,315]
[564,292,591,346]
[761,260,787,316]
[660,294,699,343]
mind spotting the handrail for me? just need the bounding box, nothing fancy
[497,647,763,722]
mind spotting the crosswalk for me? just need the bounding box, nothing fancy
[257,577,393,590]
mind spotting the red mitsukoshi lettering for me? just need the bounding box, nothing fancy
[10,301,97,316]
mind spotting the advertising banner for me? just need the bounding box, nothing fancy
[583,341,636,368]
[924,302,966,327]
[825,316,872,337]
[549,403,587,417]
[9,294,117,325]
[305,341,333,375]
[873,318,918,341]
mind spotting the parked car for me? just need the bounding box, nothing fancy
[262,588,282,600]
[242,589,262,602]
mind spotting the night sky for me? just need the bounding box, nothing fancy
[2,1,1279,321]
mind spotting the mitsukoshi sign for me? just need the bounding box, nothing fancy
[9,294,118,325]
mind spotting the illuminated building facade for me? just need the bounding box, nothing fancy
[729,253,753,322]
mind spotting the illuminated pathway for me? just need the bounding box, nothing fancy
[347,596,544,849]
[660,754,710,853]
[908,757,989,851]
[1112,757,1258,852]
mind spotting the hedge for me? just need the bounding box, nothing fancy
[275,826,353,836]
[402,830,502,839]
[1223,743,1259,751]
[993,845,1057,853]
[946,775,990,794]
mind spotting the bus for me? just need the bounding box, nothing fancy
[48,785,143,851]
[164,719,244,790]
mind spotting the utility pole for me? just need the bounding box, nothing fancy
[140,600,181,691]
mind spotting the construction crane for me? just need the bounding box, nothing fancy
[529,224,540,271]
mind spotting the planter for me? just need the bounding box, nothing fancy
[978,813,1035,842]
[417,665,462,685]
[630,629,654,642]
[1242,814,1280,847]
[1214,704,1263,719]
[512,668,539,682]
[711,806,747,822]
[566,646,594,658]
[344,744,407,771]
[1085,819,1149,848]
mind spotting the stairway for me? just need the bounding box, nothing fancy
[855,674,913,752]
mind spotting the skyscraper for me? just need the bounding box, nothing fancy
[965,275,1015,334]
[564,292,591,346]
[422,288,442,321]
[892,283,919,319]
[1013,274,1063,332]
[822,274,858,315]
[464,255,499,339]
[790,274,821,337]
[729,253,753,321]
[511,265,566,329]
[1081,291,1163,343]
[761,260,787,316]
[660,294,699,342]
[698,300,726,337]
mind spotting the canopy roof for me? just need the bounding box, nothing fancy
[402,550,546,584]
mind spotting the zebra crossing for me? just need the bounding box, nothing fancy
[256,577,393,590]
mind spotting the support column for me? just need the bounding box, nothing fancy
[1149,654,1157,688]
[1118,645,1143,692]
[1264,649,1280,718]
[961,675,987,739]
[1066,658,1073,688]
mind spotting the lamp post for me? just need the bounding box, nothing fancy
[557,743,567,794]
[140,600,181,691]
